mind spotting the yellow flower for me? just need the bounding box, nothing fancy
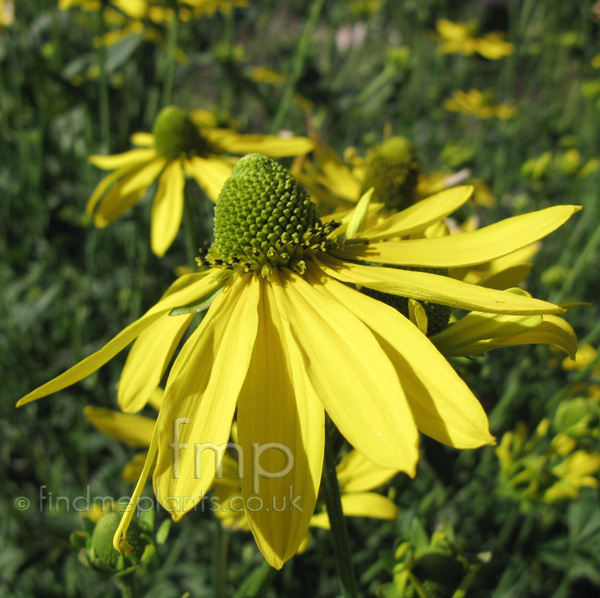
[0,0,14,28]
[443,89,518,120]
[87,106,314,257]
[435,19,514,60]
[19,155,579,568]
[86,401,398,549]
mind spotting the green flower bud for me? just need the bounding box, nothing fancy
[86,511,147,573]
[363,137,420,211]
[153,106,211,160]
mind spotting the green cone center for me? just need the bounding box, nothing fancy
[153,105,211,160]
[363,136,421,212]
[208,154,338,277]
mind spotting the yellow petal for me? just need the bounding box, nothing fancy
[310,493,398,529]
[118,156,167,196]
[93,175,147,228]
[346,188,374,239]
[17,271,223,407]
[488,314,578,358]
[114,425,158,551]
[317,255,564,315]
[436,19,468,41]
[477,264,533,289]
[336,450,397,493]
[151,161,185,257]
[153,274,260,520]
[84,406,155,447]
[130,132,155,147]
[184,156,233,201]
[238,274,324,569]
[118,313,194,413]
[311,263,494,449]
[275,268,419,474]
[89,148,157,170]
[360,186,474,241]
[339,205,581,268]
[219,133,314,157]
[86,167,132,216]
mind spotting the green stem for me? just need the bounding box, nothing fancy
[115,575,135,598]
[322,427,359,598]
[213,521,229,598]
[97,3,111,153]
[270,0,326,133]
[161,4,179,108]
[234,560,278,598]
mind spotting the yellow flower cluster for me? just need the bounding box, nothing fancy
[443,89,518,119]
[434,19,514,60]
[496,412,600,508]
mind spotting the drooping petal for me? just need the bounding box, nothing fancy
[237,274,324,569]
[219,133,314,157]
[17,271,223,407]
[274,268,419,474]
[311,263,494,448]
[317,255,564,315]
[151,161,185,257]
[310,493,398,529]
[86,167,134,216]
[93,176,148,228]
[84,406,155,447]
[337,205,581,267]
[118,312,195,413]
[118,157,167,196]
[346,188,374,239]
[486,315,578,358]
[184,156,233,201]
[359,186,474,241]
[89,148,157,170]
[114,425,158,551]
[153,274,260,521]
[336,450,398,493]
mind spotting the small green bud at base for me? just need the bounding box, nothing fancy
[86,511,147,573]
[153,106,211,161]
[362,267,451,336]
[207,154,339,276]
[363,136,420,212]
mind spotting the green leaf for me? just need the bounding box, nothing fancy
[169,286,223,316]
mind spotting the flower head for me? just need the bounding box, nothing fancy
[19,155,579,568]
[87,107,313,257]
[434,19,514,60]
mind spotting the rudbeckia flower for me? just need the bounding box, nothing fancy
[19,154,579,568]
[443,89,518,120]
[87,106,314,257]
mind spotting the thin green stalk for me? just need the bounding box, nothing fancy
[115,575,136,598]
[97,3,111,153]
[161,3,179,108]
[322,427,359,598]
[234,560,278,598]
[270,0,326,133]
[213,521,229,598]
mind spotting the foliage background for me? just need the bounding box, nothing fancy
[2,0,600,596]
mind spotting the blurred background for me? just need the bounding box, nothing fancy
[2,1,600,596]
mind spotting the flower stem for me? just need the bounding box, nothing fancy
[322,426,359,598]
[212,521,229,598]
[97,2,111,153]
[115,574,136,598]
[270,0,326,133]
[162,3,179,108]
[234,559,277,598]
